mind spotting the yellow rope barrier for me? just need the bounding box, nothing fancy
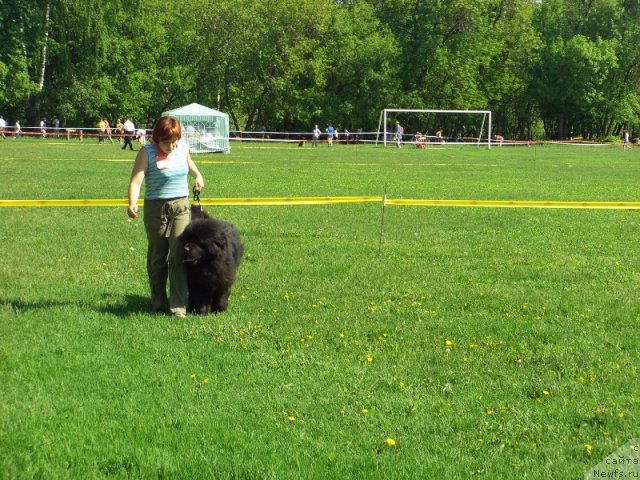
[386,199,640,209]
[1,197,639,209]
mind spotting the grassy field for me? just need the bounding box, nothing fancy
[1,138,639,479]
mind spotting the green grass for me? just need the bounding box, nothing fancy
[1,138,639,478]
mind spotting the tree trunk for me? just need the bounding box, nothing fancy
[38,0,51,93]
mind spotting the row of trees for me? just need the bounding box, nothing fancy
[1,0,639,139]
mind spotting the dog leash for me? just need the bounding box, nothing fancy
[193,186,204,218]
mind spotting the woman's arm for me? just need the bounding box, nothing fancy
[187,151,204,193]
[127,148,149,219]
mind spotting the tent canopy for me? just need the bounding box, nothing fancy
[162,103,230,154]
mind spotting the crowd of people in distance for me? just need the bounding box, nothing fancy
[0,114,635,151]
[0,114,148,149]
[311,124,351,147]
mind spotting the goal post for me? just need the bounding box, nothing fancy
[377,109,493,148]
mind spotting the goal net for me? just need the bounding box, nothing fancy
[377,109,493,148]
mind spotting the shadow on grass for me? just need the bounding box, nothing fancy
[97,293,152,317]
[0,294,152,318]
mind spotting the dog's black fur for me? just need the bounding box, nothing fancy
[180,205,243,314]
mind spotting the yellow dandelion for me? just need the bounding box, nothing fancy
[203,377,209,385]
[398,381,405,389]
[288,416,296,422]
[385,437,396,447]
[444,339,454,347]
[367,354,373,363]
[339,332,345,339]
[584,443,593,455]
[485,408,494,416]
[361,408,369,414]
[189,373,197,380]
[283,293,290,301]
[542,390,549,396]
[617,412,625,419]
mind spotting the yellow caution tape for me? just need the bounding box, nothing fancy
[0,196,383,207]
[386,199,640,209]
[1,197,639,209]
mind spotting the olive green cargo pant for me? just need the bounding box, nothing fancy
[143,197,191,316]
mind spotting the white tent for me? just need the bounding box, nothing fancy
[162,103,230,154]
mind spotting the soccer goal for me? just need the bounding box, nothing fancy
[377,109,493,148]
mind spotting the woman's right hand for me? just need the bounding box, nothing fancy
[128,204,138,219]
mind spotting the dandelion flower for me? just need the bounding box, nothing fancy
[361,408,369,414]
[444,339,454,347]
[617,412,625,419]
[584,444,593,455]
[190,373,197,380]
[203,377,209,385]
[542,390,549,396]
[367,355,373,363]
[385,437,396,447]
[288,416,296,422]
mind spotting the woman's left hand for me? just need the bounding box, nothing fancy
[194,176,204,193]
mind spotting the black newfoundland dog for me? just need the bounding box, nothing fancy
[179,206,244,314]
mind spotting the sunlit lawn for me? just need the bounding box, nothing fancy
[0,138,638,478]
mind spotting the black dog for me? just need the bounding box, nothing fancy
[179,206,243,314]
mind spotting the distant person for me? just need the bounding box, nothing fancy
[495,134,504,146]
[326,124,334,146]
[623,129,630,150]
[435,129,445,143]
[312,124,321,148]
[13,120,21,139]
[122,118,135,150]
[127,116,205,318]
[114,119,124,144]
[137,128,147,145]
[394,121,403,148]
[0,116,6,139]
[97,118,106,144]
[40,118,47,138]
[105,118,114,144]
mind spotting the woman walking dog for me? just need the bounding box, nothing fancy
[127,116,205,317]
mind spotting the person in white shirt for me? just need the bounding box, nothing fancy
[0,116,6,139]
[122,118,135,151]
[312,124,321,148]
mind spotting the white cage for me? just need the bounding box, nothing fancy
[162,103,230,154]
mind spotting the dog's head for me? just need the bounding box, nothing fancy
[182,220,228,266]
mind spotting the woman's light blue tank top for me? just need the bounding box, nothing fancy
[144,142,189,200]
